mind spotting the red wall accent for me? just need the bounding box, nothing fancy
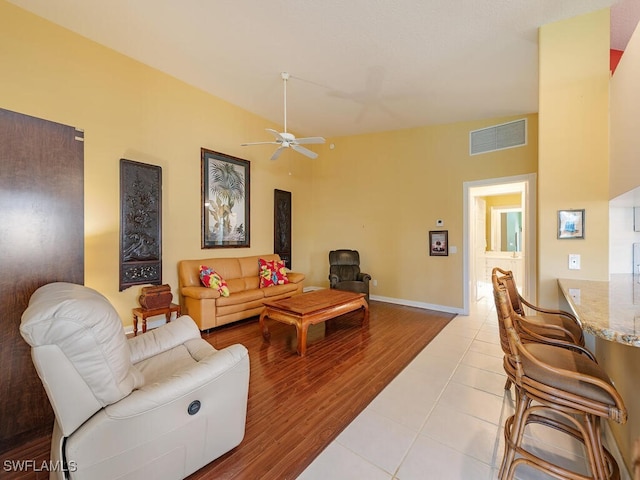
[611,49,624,74]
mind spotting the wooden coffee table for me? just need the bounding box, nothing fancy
[259,289,369,356]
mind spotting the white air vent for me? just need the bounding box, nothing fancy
[469,118,527,155]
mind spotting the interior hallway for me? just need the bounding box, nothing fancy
[300,295,625,480]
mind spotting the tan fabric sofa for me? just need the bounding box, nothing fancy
[178,254,305,330]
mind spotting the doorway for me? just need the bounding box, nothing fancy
[462,174,537,315]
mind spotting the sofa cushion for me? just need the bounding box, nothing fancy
[199,265,230,297]
[259,258,289,288]
[226,277,248,295]
[217,300,267,319]
[216,288,264,307]
[238,254,281,278]
[211,258,243,281]
[262,282,299,297]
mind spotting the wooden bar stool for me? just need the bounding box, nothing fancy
[494,282,627,480]
[492,268,596,395]
[493,267,585,346]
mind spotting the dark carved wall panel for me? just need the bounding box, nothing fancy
[274,189,292,269]
[119,159,162,291]
[0,108,84,453]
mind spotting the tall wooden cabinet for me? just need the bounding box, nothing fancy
[0,108,84,452]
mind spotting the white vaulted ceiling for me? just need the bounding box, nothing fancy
[7,0,640,137]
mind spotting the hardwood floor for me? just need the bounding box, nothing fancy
[0,300,453,480]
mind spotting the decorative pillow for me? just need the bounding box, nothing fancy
[199,265,230,297]
[259,258,289,288]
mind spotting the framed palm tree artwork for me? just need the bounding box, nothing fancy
[201,148,250,248]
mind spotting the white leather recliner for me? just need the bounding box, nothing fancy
[20,282,250,480]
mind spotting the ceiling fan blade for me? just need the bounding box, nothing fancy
[266,128,285,142]
[294,136,326,145]
[241,141,279,146]
[291,144,318,159]
[270,146,286,161]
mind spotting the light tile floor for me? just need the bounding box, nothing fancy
[299,296,625,480]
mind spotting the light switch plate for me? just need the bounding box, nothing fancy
[569,254,580,270]
[568,288,581,303]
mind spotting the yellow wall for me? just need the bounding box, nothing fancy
[538,10,610,306]
[610,17,640,199]
[541,10,638,472]
[0,0,316,323]
[311,119,537,309]
[0,1,539,319]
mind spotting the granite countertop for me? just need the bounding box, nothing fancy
[558,274,640,347]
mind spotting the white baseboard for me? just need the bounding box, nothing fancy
[302,286,464,315]
[369,294,464,315]
[303,286,325,292]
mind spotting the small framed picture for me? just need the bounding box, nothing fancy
[558,209,585,239]
[429,230,448,256]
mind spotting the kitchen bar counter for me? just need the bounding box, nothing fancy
[559,275,640,477]
[558,274,640,347]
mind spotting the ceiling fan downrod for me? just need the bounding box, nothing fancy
[281,72,289,134]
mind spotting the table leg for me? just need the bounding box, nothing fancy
[133,314,138,336]
[361,300,370,325]
[259,310,271,340]
[165,312,171,324]
[297,323,309,357]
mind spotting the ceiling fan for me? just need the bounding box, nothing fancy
[241,72,325,160]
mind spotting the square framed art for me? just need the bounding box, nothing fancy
[558,209,584,239]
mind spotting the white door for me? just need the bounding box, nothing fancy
[474,197,487,301]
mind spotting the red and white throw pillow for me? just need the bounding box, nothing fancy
[258,258,289,288]
[199,265,230,297]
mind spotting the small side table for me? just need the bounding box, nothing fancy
[132,303,181,336]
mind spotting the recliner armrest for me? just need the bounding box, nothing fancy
[329,274,340,288]
[128,316,202,364]
[357,273,372,283]
[106,344,249,419]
